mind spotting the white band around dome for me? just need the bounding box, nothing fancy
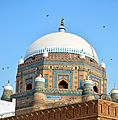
[25,47,98,62]
[24,32,98,63]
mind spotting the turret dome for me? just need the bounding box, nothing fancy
[101,59,106,68]
[35,74,45,89]
[18,56,24,65]
[35,74,45,82]
[1,80,13,101]
[4,80,13,91]
[110,89,118,100]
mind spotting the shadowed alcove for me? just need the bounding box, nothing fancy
[58,80,68,89]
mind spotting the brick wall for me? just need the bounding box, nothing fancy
[1,99,118,120]
[98,100,118,119]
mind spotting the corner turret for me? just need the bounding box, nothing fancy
[1,80,13,101]
[82,76,94,101]
[18,56,24,65]
[43,50,48,57]
[101,59,106,69]
[33,74,46,111]
[110,88,118,102]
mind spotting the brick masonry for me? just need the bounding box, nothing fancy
[14,53,107,112]
[1,99,118,120]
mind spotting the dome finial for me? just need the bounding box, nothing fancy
[8,80,10,84]
[61,18,64,26]
[114,83,116,89]
[59,18,65,32]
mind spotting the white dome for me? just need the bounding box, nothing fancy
[84,79,93,85]
[4,83,13,91]
[18,57,24,65]
[35,74,45,82]
[25,32,98,62]
[101,59,106,68]
[80,53,85,59]
[43,50,48,57]
[111,89,118,94]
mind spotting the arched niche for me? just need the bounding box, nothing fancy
[26,83,32,91]
[93,85,98,93]
[58,80,68,89]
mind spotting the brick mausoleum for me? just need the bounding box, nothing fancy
[1,19,118,119]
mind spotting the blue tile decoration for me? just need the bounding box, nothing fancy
[45,79,48,88]
[79,80,83,89]
[44,61,84,66]
[54,70,72,89]
[89,74,101,81]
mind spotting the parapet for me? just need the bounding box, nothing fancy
[1,99,118,120]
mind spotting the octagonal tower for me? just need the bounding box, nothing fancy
[13,19,107,114]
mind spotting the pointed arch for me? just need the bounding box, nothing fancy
[26,83,32,91]
[58,80,68,89]
[93,85,98,93]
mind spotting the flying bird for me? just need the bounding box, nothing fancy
[46,14,49,17]
[2,67,4,70]
[7,66,9,69]
[103,26,105,28]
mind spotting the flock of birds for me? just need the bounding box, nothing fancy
[0,66,10,89]
[0,15,113,91]
[0,20,112,89]
[46,14,107,30]
[1,66,9,71]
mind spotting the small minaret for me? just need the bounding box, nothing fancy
[82,76,94,102]
[1,80,13,101]
[35,74,45,88]
[33,74,46,112]
[101,59,106,69]
[80,53,85,59]
[58,18,65,32]
[110,87,118,102]
[18,56,24,65]
[80,50,85,59]
[43,50,48,57]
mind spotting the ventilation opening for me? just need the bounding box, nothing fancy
[26,83,32,91]
[93,86,98,93]
[58,80,68,89]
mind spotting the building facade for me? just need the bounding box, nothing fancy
[11,19,109,114]
[1,99,118,120]
[1,19,118,119]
